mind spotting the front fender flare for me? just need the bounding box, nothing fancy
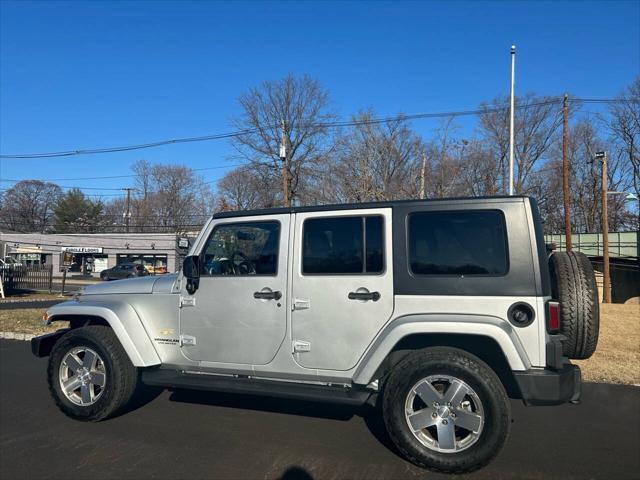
[352,313,531,386]
[47,300,161,367]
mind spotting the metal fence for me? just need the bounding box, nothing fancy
[0,264,53,293]
[544,231,638,258]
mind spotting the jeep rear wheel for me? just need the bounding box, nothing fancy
[48,326,138,421]
[382,347,510,473]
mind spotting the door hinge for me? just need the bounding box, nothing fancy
[292,298,310,311]
[292,339,311,353]
[180,296,196,308]
[180,334,197,347]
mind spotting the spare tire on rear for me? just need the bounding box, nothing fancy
[548,251,599,359]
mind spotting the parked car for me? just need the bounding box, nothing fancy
[99,263,148,281]
[32,196,599,473]
[143,264,168,275]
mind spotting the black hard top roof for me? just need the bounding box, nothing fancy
[212,195,530,219]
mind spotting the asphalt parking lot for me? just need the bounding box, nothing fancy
[1,339,638,480]
[0,300,61,310]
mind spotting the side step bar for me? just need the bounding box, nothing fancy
[141,369,372,407]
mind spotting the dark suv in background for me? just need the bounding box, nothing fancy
[99,263,148,281]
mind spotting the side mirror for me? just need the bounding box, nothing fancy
[182,255,200,294]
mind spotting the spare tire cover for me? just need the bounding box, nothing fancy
[548,251,600,360]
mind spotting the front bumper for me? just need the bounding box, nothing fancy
[31,329,70,357]
[513,363,581,406]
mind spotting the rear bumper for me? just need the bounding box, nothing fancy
[514,363,581,406]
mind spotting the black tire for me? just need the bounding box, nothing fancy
[100,272,107,281]
[382,347,510,474]
[549,251,599,359]
[48,326,138,421]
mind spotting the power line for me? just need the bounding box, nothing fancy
[0,130,257,159]
[0,188,127,197]
[2,97,634,160]
[0,163,248,183]
[574,98,640,104]
[1,98,577,160]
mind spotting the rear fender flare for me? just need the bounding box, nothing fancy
[47,300,161,367]
[352,313,531,386]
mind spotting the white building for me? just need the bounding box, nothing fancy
[0,232,193,277]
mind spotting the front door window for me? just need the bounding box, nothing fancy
[201,222,280,276]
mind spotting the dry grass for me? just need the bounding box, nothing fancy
[0,308,68,335]
[1,303,638,384]
[575,303,640,385]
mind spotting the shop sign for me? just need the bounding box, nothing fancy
[178,237,190,249]
[61,247,104,254]
[17,247,42,253]
[61,251,74,267]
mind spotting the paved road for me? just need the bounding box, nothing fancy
[0,300,63,310]
[1,340,638,480]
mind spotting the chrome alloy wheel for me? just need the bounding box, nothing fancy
[58,347,106,406]
[404,375,484,453]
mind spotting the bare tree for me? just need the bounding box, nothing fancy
[321,111,423,203]
[102,162,214,233]
[144,164,213,232]
[217,166,278,210]
[562,119,631,232]
[0,180,61,232]
[457,140,500,196]
[609,77,640,199]
[479,94,563,194]
[230,74,336,205]
[424,118,467,198]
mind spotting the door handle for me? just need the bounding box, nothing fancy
[253,290,282,300]
[348,291,381,302]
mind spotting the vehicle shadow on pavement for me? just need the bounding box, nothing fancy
[116,384,164,417]
[279,466,314,480]
[167,388,358,421]
[166,388,403,460]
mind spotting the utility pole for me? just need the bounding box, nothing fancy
[280,120,290,207]
[562,94,572,251]
[508,45,516,196]
[123,188,133,233]
[420,152,427,200]
[596,151,611,303]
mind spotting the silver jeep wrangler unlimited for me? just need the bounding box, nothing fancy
[32,196,599,473]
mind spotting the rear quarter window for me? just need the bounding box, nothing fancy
[408,210,508,276]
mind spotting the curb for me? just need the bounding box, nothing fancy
[0,331,36,341]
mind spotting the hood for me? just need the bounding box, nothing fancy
[82,273,178,296]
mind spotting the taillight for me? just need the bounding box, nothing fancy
[547,301,561,333]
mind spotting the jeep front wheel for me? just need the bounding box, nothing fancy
[48,325,139,421]
[382,347,510,473]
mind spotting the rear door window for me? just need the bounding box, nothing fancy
[302,216,384,275]
[408,210,508,276]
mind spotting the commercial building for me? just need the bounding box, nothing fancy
[0,232,194,277]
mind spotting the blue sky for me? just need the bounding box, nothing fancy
[1,0,638,198]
